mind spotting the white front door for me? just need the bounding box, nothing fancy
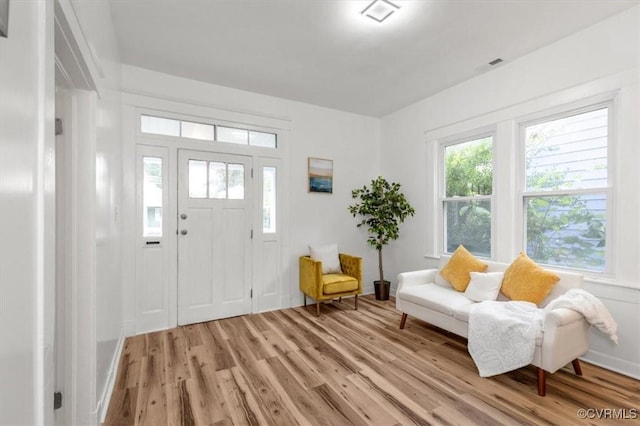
[177,149,253,325]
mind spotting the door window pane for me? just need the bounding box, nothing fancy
[143,157,163,237]
[188,160,208,198]
[181,121,214,141]
[141,115,180,137]
[217,126,249,145]
[208,162,227,199]
[250,131,277,148]
[228,164,245,200]
[263,167,276,233]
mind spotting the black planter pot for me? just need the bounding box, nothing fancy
[374,280,391,301]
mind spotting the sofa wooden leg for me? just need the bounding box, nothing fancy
[354,295,358,310]
[537,368,546,396]
[316,302,320,317]
[572,359,583,376]
[399,313,407,329]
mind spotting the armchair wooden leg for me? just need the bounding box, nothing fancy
[316,302,320,317]
[339,297,342,303]
[537,368,546,396]
[399,313,407,329]
[572,359,583,376]
[304,294,307,307]
[354,295,358,310]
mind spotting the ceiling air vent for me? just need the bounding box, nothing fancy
[475,58,506,74]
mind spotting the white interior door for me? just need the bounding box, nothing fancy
[177,149,253,325]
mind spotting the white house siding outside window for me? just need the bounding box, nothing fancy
[521,105,610,272]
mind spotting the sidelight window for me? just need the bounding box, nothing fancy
[263,167,277,233]
[142,157,163,237]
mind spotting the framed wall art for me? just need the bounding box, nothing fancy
[0,0,8,38]
[308,157,333,193]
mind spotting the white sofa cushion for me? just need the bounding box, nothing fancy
[453,304,471,322]
[464,271,504,302]
[309,243,342,274]
[434,272,451,288]
[399,284,472,316]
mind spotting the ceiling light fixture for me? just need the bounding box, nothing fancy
[361,0,400,23]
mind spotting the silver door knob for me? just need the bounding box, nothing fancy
[180,213,188,220]
[180,229,188,235]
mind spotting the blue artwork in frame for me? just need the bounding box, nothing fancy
[308,157,333,194]
[0,0,8,38]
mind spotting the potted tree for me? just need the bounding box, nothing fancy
[348,177,415,300]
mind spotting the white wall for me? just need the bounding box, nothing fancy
[287,101,382,297]
[0,1,55,425]
[120,65,381,332]
[381,7,640,377]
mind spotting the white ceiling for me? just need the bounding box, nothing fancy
[109,0,638,117]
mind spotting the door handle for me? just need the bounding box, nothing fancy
[180,213,188,220]
[180,229,188,235]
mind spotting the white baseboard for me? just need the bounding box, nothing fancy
[582,349,640,380]
[97,329,126,423]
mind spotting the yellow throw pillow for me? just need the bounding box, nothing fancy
[440,245,488,291]
[501,252,560,305]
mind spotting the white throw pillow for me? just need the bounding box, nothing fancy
[309,243,342,274]
[464,272,504,302]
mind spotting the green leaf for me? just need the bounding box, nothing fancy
[348,176,415,282]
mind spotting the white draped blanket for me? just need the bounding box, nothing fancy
[468,301,544,377]
[544,288,618,344]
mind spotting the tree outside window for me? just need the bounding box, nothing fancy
[443,135,493,257]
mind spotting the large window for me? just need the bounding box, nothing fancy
[522,106,609,272]
[442,134,493,257]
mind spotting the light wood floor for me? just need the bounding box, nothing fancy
[104,295,640,425]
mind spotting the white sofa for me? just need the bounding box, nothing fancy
[396,255,591,396]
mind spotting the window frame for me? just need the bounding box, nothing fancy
[517,101,614,274]
[439,128,496,259]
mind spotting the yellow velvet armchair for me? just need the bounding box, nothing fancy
[299,253,363,316]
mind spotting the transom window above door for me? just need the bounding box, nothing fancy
[188,159,245,200]
[140,114,277,149]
